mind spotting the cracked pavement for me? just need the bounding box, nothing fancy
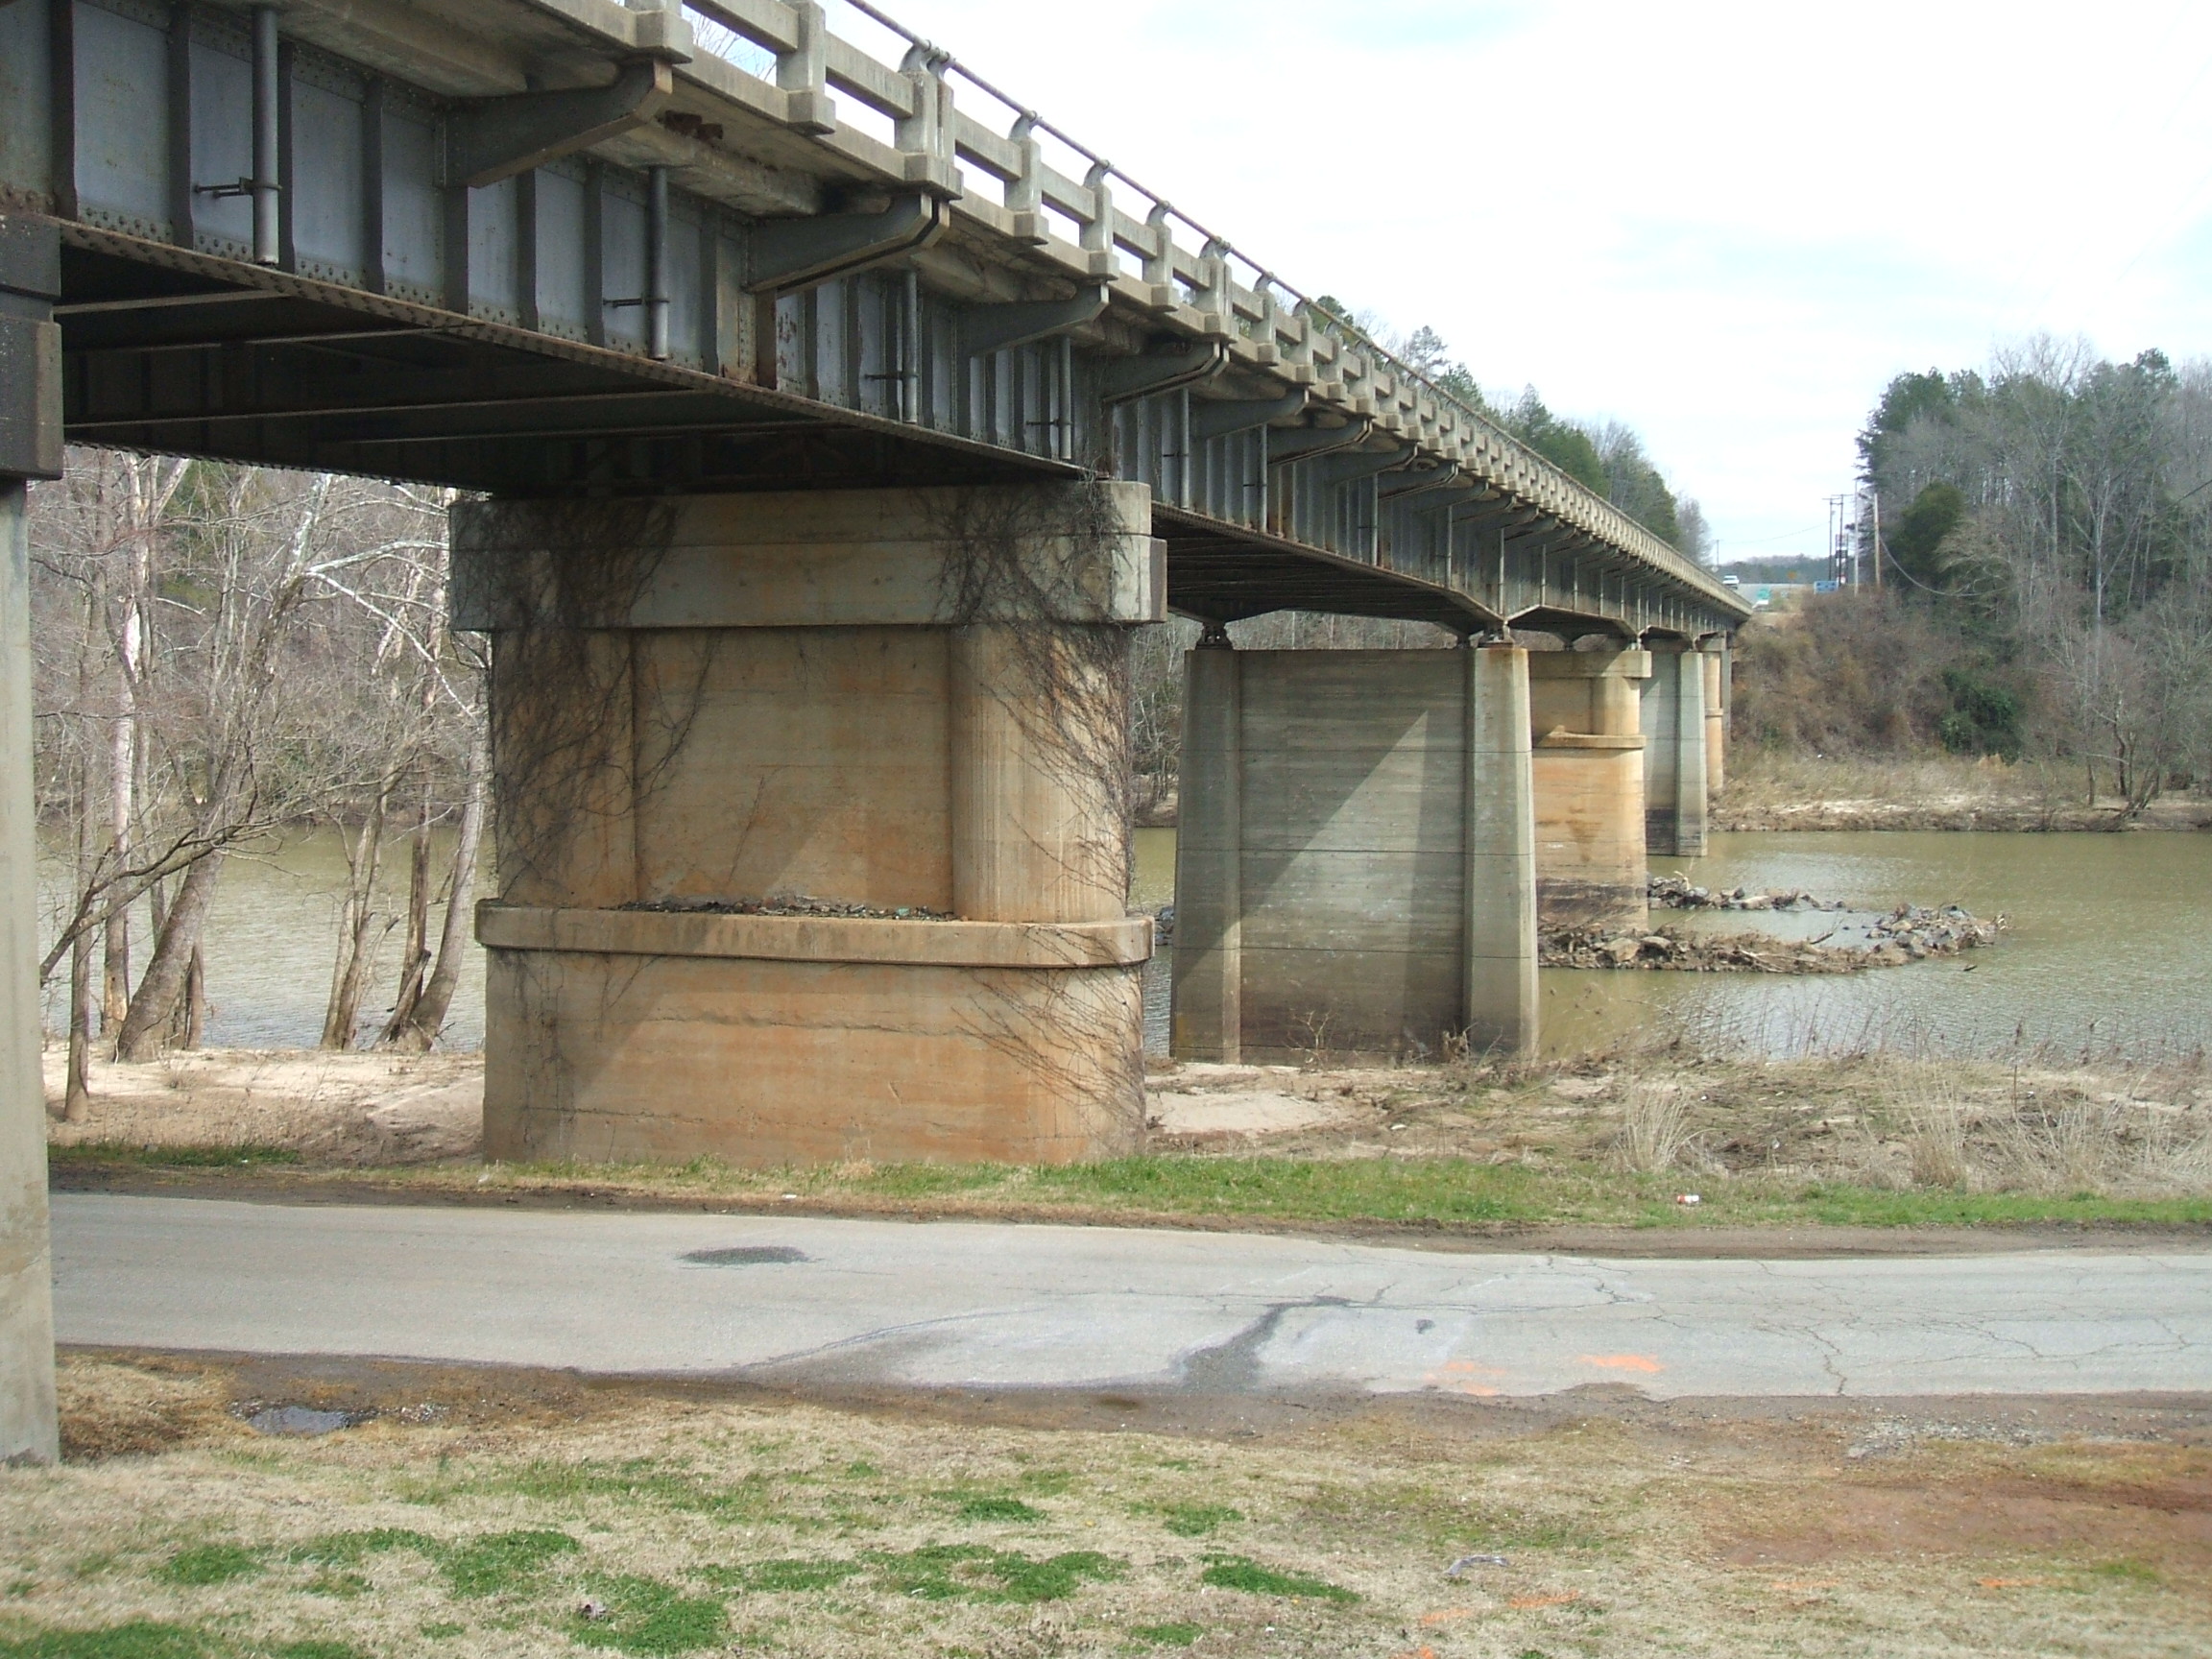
[50,1194,2212,1399]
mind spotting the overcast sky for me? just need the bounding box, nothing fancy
[830,0,2212,564]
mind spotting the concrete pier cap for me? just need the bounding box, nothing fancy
[454,481,1166,1167]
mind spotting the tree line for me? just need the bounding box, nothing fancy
[1742,338,2212,810]
[1317,306,1711,563]
[29,454,484,1112]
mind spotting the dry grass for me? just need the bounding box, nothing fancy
[5,1354,2207,1658]
[1716,748,2212,831]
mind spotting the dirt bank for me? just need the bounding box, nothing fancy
[1714,751,2212,833]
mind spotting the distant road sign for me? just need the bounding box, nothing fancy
[1814,579,1840,592]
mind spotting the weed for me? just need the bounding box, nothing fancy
[1158,1505,1238,1538]
[1198,1555,1358,1603]
[301,1574,368,1599]
[418,1626,463,1640]
[1128,1623,1202,1647]
[573,1575,728,1655]
[154,1547,261,1588]
[440,1529,580,1598]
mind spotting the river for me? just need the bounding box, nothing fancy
[43,827,2211,1060]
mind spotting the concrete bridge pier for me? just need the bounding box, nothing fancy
[1703,637,1730,796]
[1528,646,1651,929]
[1169,641,1537,1065]
[0,218,60,1464]
[457,481,1163,1167]
[1640,638,1710,858]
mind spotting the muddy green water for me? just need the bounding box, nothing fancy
[39,830,487,1050]
[1139,828,2212,1059]
[44,827,2210,1059]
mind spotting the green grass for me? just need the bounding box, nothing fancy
[67,1139,2212,1234]
[48,1144,301,1169]
[153,1547,261,1588]
[948,1496,1044,1524]
[438,1530,580,1598]
[0,1629,362,1659]
[573,1575,727,1655]
[1128,1623,1203,1648]
[1158,1504,1238,1538]
[703,1558,864,1594]
[0,1625,211,1659]
[1197,1555,1358,1603]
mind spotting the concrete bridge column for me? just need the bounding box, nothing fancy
[0,216,60,1464]
[1169,643,1537,1064]
[1702,637,1729,796]
[1641,640,1709,857]
[1527,646,1651,929]
[456,481,1162,1166]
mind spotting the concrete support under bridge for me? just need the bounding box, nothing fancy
[456,481,1162,1166]
[0,219,60,1464]
[1169,642,1538,1066]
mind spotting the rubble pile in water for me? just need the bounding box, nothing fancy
[1542,879,2007,974]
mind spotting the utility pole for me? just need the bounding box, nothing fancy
[1868,486,1883,591]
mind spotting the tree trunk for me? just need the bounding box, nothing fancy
[392,728,487,1048]
[115,850,227,1062]
[65,924,94,1123]
[378,789,435,1045]
[322,791,393,1049]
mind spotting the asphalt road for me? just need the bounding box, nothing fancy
[50,1194,2212,1399]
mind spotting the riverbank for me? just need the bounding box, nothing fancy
[46,1045,2212,1236]
[13,1352,2205,1659]
[1714,750,2212,832]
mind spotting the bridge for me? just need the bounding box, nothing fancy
[1,0,1749,1457]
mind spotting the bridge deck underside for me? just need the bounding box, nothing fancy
[54,224,1511,632]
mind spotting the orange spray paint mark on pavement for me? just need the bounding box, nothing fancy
[1423,1358,1508,1396]
[1575,1354,1664,1374]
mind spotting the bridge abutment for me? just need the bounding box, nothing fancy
[1528,646,1651,930]
[458,482,1160,1166]
[1168,642,1537,1065]
[1640,639,1710,858]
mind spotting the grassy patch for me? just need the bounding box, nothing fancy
[1198,1555,1358,1603]
[1158,1504,1238,1538]
[1132,1627,1203,1654]
[444,1459,782,1524]
[856,1546,1122,1605]
[439,1529,580,1598]
[49,1144,301,1169]
[703,1558,864,1595]
[0,1626,212,1659]
[574,1575,727,1655]
[948,1496,1044,1524]
[153,1548,260,1589]
[1128,1623,1203,1648]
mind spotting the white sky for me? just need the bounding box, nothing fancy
[836,0,2212,564]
